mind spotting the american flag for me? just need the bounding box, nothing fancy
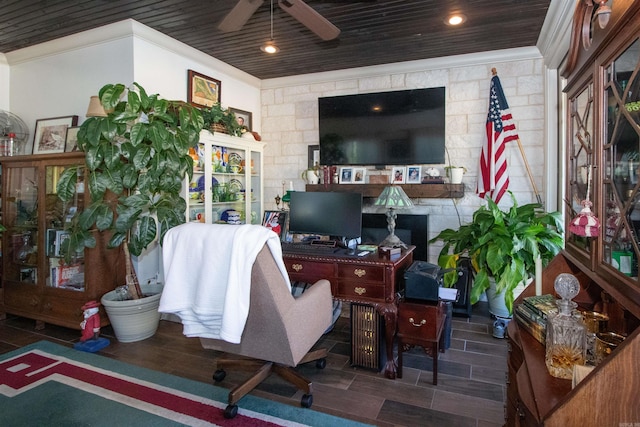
[477,75,519,204]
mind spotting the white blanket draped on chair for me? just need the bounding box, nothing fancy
[159,223,290,343]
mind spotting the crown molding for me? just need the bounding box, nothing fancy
[261,46,543,89]
[537,0,574,69]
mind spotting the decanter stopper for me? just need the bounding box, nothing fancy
[554,273,580,315]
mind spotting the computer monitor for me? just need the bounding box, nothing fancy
[288,191,363,241]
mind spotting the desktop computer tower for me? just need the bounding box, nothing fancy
[350,303,386,371]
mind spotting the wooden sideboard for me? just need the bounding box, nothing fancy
[282,246,415,379]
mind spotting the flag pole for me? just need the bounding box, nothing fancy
[491,68,543,205]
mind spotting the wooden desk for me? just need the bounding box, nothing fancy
[282,246,415,379]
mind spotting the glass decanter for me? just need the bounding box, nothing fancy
[545,273,587,379]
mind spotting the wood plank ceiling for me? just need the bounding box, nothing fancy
[0,0,551,80]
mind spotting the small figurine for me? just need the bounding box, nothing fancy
[80,300,101,342]
[74,300,110,352]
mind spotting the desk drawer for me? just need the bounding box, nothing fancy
[397,301,444,340]
[337,264,385,283]
[337,281,385,300]
[284,259,334,277]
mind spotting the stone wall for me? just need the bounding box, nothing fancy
[261,58,545,264]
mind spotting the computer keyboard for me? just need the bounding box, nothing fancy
[281,242,340,255]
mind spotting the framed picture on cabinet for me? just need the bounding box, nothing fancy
[187,69,221,108]
[64,126,80,152]
[308,145,320,169]
[262,210,288,241]
[33,115,78,154]
[339,167,354,183]
[406,166,421,183]
[229,107,252,131]
[391,166,406,184]
[353,167,366,183]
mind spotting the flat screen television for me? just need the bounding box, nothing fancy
[319,87,445,166]
[289,191,363,240]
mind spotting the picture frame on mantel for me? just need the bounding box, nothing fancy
[187,69,221,108]
[33,115,78,155]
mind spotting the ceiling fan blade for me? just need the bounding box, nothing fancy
[218,0,265,32]
[278,0,340,41]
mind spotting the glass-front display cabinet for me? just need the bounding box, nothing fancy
[184,131,264,226]
[603,38,640,281]
[1,153,123,329]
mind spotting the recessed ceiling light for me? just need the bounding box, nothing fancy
[446,14,466,26]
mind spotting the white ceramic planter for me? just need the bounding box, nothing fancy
[101,284,163,343]
[448,167,465,184]
[485,278,529,319]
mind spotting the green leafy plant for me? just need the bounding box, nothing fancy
[201,103,242,136]
[56,82,204,264]
[430,193,564,314]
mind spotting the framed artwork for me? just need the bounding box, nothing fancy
[64,126,81,152]
[308,144,320,169]
[229,107,252,131]
[391,166,406,184]
[33,115,78,154]
[406,166,421,183]
[262,210,288,241]
[353,167,366,184]
[187,69,221,108]
[339,167,353,183]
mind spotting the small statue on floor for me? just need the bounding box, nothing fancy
[74,301,110,353]
[80,300,101,342]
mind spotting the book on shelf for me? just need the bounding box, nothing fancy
[514,310,546,345]
[515,303,547,329]
[50,262,85,291]
[522,294,558,319]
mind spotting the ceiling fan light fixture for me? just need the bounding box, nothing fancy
[261,40,279,54]
[261,0,280,54]
[446,14,466,26]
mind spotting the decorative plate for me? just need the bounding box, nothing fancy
[197,175,218,191]
[229,178,243,193]
[228,152,243,166]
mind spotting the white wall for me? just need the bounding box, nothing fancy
[0,54,9,110]
[260,51,547,264]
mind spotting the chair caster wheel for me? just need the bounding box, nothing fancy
[224,404,238,419]
[316,358,326,369]
[213,369,226,382]
[301,393,313,408]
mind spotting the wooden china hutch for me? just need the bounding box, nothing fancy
[506,1,640,425]
[0,153,124,330]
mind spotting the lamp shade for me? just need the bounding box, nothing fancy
[86,96,108,117]
[374,185,414,209]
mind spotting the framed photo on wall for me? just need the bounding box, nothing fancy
[262,210,288,241]
[64,126,80,152]
[353,167,366,184]
[308,145,320,169]
[391,166,406,184]
[187,69,221,108]
[406,166,421,183]
[339,167,354,183]
[229,107,252,131]
[33,115,78,154]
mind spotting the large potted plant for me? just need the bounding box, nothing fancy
[57,82,204,342]
[430,193,564,318]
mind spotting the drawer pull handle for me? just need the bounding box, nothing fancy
[353,268,366,277]
[354,287,366,295]
[408,317,426,327]
[292,263,303,272]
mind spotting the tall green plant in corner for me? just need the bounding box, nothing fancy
[430,193,564,314]
[56,83,204,293]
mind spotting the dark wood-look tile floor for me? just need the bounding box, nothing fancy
[0,302,507,427]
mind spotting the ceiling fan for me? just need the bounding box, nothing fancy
[218,0,340,41]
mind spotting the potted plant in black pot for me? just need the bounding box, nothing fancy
[57,82,204,342]
[430,193,564,321]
